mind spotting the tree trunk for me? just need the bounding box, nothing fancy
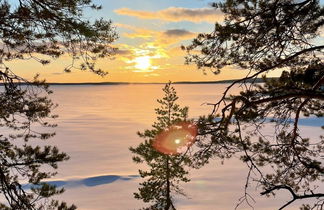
[165,156,171,210]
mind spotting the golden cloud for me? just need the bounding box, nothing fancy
[118,24,197,46]
[113,24,198,73]
[115,7,223,23]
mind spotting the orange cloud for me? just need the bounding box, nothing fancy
[115,7,223,23]
[161,29,196,43]
[113,25,198,74]
[118,24,197,46]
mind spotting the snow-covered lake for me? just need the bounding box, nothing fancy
[26,84,323,209]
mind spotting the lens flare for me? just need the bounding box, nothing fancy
[153,122,198,155]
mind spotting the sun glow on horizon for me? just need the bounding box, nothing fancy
[134,56,151,70]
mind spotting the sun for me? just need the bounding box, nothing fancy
[134,56,151,70]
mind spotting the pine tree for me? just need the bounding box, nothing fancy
[184,0,324,208]
[130,82,197,210]
[0,0,117,208]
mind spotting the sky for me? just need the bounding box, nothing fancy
[6,0,324,83]
[6,0,246,83]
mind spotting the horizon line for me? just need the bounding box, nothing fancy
[0,78,275,86]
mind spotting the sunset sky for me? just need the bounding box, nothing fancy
[7,0,324,83]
